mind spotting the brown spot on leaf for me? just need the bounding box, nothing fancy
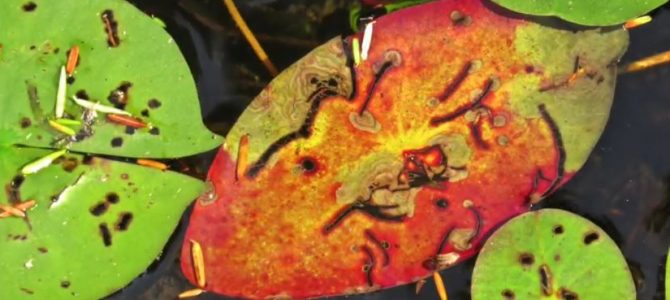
[60,281,71,288]
[114,212,133,231]
[539,264,552,296]
[90,202,108,216]
[148,98,162,109]
[38,247,48,253]
[149,127,160,135]
[435,198,448,208]
[20,287,34,295]
[20,117,31,128]
[559,287,578,300]
[101,10,120,47]
[502,289,515,300]
[583,232,599,245]
[22,2,36,12]
[106,192,119,204]
[107,82,132,109]
[519,253,534,266]
[75,90,89,100]
[61,157,78,172]
[125,126,136,135]
[111,137,123,147]
[99,223,112,246]
[141,109,150,117]
[553,225,564,234]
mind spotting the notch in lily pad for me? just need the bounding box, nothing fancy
[491,0,668,26]
[471,209,635,300]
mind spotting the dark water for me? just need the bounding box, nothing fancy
[108,1,670,299]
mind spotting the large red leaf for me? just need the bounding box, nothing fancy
[181,0,628,298]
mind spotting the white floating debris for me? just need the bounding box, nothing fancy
[71,96,131,116]
[55,66,67,118]
[21,149,67,175]
[361,21,375,61]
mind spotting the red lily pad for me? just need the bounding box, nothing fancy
[181,0,628,298]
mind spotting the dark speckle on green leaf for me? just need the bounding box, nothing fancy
[21,2,37,12]
[110,137,123,147]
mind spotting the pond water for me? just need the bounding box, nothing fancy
[109,1,670,299]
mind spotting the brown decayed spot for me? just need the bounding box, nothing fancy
[149,127,160,135]
[125,126,136,135]
[22,2,37,12]
[502,289,515,300]
[61,157,78,172]
[141,109,150,117]
[298,157,318,175]
[20,288,34,295]
[583,232,599,245]
[114,212,133,231]
[539,264,552,296]
[20,117,31,128]
[111,137,123,147]
[518,253,534,266]
[148,98,162,109]
[99,223,112,246]
[107,82,132,109]
[66,76,75,85]
[553,225,564,234]
[75,90,89,100]
[559,287,578,300]
[106,192,120,204]
[89,202,109,216]
[435,198,448,208]
[101,10,120,47]
[37,247,48,253]
[60,281,71,288]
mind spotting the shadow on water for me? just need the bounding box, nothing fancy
[108,1,670,299]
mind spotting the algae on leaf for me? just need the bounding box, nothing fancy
[472,209,635,300]
[0,0,222,158]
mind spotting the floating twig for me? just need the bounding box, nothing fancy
[54,118,82,126]
[48,120,76,136]
[432,272,448,300]
[352,37,361,66]
[361,21,375,61]
[190,239,206,288]
[624,15,652,29]
[137,159,168,171]
[71,96,131,116]
[620,49,670,74]
[223,0,278,76]
[66,45,80,75]
[178,288,204,299]
[21,149,67,175]
[56,66,67,118]
[106,114,147,128]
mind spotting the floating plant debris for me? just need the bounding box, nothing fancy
[21,149,67,175]
[136,159,167,171]
[181,0,628,298]
[471,209,635,300]
[65,45,79,75]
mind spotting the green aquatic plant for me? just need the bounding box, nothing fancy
[472,209,635,300]
[492,0,668,26]
[0,0,222,298]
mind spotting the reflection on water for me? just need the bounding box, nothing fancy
[110,1,670,299]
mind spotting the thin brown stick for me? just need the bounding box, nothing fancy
[222,0,279,76]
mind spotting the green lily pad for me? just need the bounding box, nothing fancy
[0,143,204,299]
[491,0,668,26]
[471,209,635,300]
[0,0,222,158]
